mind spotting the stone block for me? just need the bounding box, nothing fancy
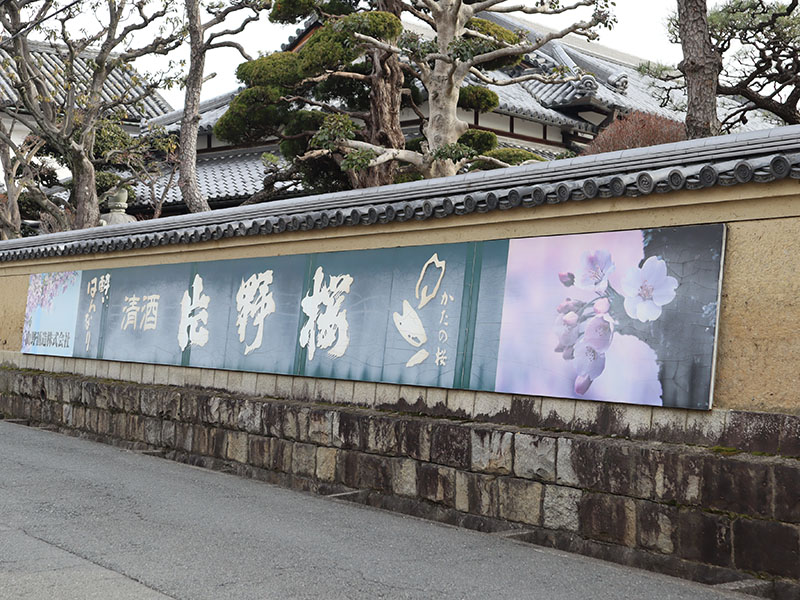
[430,423,470,469]
[676,508,732,568]
[684,409,727,447]
[335,450,359,488]
[391,458,418,498]
[470,427,513,474]
[569,437,635,495]
[162,390,181,420]
[161,421,176,449]
[455,471,498,517]
[111,413,128,440]
[498,477,543,526]
[636,501,678,554]
[96,409,110,435]
[236,400,262,434]
[255,373,277,398]
[721,410,784,454]
[332,411,366,450]
[399,386,426,409]
[248,435,271,469]
[175,423,193,453]
[539,397,575,429]
[555,437,579,486]
[117,384,141,414]
[226,431,249,463]
[291,376,313,401]
[212,369,229,390]
[129,363,144,384]
[193,425,210,455]
[650,407,688,443]
[773,463,800,523]
[374,383,400,408]
[333,380,354,405]
[218,397,237,429]
[313,378,335,403]
[274,375,293,399]
[270,438,293,473]
[355,452,393,493]
[514,433,556,481]
[72,405,86,429]
[153,365,169,385]
[578,492,636,547]
[143,417,162,446]
[418,463,455,507]
[733,518,800,578]
[424,388,447,414]
[167,367,184,387]
[446,390,474,417]
[473,392,511,420]
[351,382,376,407]
[209,428,228,459]
[779,415,800,458]
[397,418,432,462]
[183,367,203,387]
[291,442,317,478]
[139,387,160,417]
[262,403,281,437]
[199,368,216,390]
[128,414,145,442]
[140,363,155,384]
[316,447,338,482]
[282,405,309,441]
[701,454,773,518]
[366,416,399,455]
[543,485,581,532]
[305,409,331,446]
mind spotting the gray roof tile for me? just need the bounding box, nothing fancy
[2,124,799,262]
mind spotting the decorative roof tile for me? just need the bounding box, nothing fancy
[2,124,798,262]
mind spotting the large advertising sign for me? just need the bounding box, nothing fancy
[22,224,725,409]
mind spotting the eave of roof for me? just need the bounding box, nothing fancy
[2,125,799,262]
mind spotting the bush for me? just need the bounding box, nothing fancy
[582,111,686,155]
[458,85,499,113]
[458,129,497,154]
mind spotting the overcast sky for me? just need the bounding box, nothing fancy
[147,0,690,110]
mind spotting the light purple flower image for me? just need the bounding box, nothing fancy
[577,250,615,292]
[622,256,678,322]
[582,315,613,353]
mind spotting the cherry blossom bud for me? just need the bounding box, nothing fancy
[594,297,610,314]
[574,374,592,395]
[562,311,579,327]
[559,272,575,287]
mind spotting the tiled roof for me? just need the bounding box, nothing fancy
[0,41,173,122]
[148,88,242,133]
[2,124,798,262]
[128,146,267,208]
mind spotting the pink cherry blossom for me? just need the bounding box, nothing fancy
[577,249,615,292]
[621,256,678,322]
[558,272,575,287]
[582,315,614,353]
[557,298,585,314]
[572,339,606,395]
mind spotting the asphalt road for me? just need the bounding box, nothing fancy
[0,421,745,600]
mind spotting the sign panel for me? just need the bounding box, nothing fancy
[21,224,725,409]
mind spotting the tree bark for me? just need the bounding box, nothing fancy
[178,0,212,213]
[0,144,21,240]
[71,152,100,229]
[676,0,722,139]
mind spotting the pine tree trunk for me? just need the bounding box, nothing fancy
[71,153,100,229]
[178,0,211,213]
[422,63,468,179]
[352,50,406,188]
[676,0,722,139]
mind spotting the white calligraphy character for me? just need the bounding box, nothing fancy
[236,270,276,355]
[299,267,353,360]
[178,274,210,351]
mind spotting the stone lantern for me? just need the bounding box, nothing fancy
[100,187,137,226]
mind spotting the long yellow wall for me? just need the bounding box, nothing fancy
[2,178,800,414]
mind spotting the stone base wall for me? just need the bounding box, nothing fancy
[1,363,799,596]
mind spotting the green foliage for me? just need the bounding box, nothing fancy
[393,169,424,183]
[404,136,425,152]
[313,62,370,111]
[340,148,377,171]
[214,86,289,144]
[261,152,281,166]
[269,0,316,23]
[398,31,437,62]
[454,18,525,70]
[431,142,476,163]
[236,52,302,87]
[93,120,132,165]
[279,110,327,158]
[457,86,499,113]
[471,148,544,170]
[310,113,358,150]
[297,22,360,75]
[457,129,497,154]
[95,171,135,203]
